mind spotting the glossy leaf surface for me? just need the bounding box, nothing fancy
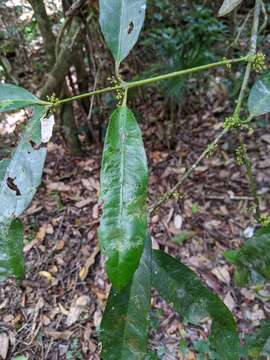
[0,105,48,281]
[99,106,148,289]
[152,250,240,360]
[248,73,270,117]
[99,0,146,64]
[218,0,244,16]
[100,236,152,360]
[0,219,24,281]
[0,83,41,113]
[225,225,270,285]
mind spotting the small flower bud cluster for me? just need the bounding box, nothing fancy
[47,93,60,111]
[235,144,246,166]
[223,57,231,70]
[251,52,266,73]
[206,143,218,158]
[108,76,125,104]
[224,114,241,129]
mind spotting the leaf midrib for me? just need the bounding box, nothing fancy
[117,0,126,62]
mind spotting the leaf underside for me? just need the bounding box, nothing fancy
[99,0,146,64]
[99,106,148,289]
[0,105,48,281]
[218,0,244,16]
[0,83,40,113]
[248,73,270,117]
[100,236,152,360]
[152,250,240,360]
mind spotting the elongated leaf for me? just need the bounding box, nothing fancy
[218,0,244,16]
[246,320,270,358]
[0,84,42,113]
[99,0,146,65]
[0,105,48,281]
[0,106,47,223]
[152,251,240,360]
[248,73,270,117]
[225,225,270,285]
[99,106,148,289]
[0,219,24,281]
[100,236,152,360]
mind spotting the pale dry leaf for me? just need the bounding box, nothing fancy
[34,224,48,242]
[47,182,71,192]
[66,296,90,326]
[38,271,54,282]
[218,0,244,16]
[41,114,55,143]
[212,266,231,284]
[75,198,93,208]
[261,134,270,144]
[79,247,100,281]
[0,333,9,359]
[173,214,183,230]
[224,292,236,311]
[92,203,99,219]
[44,328,72,340]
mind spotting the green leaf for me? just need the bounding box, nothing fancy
[0,105,48,281]
[248,73,270,117]
[99,106,148,289]
[0,106,47,223]
[12,356,28,360]
[0,219,24,281]
[152,250,240,360]
[246,320,270,358]
[0,160,10,182]
[99,0,146,65]
[0,83,41,113]
[100,235,152,360]
[218,0,244,16]
[228,225,270,285]
[223,249,239,265]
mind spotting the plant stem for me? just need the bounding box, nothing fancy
[236,0,261,221]
[56,56,248,106]
[150,0,261,214]
[150,128,227,214]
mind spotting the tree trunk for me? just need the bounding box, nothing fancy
[27,0,56,68]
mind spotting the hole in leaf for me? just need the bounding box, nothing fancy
[128,22,134,34]
[29,140,46,150]
[7,177,21,196]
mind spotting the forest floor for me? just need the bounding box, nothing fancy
[1,78,270,359]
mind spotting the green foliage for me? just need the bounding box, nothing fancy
[99,0,146,66]
[152,250,240,359]
[0,84,42,113]
[0,219,24,281]
[1,2,269,359]
[225,226,270,286]
[100,236,151,360]
[0,93,49,281]
[67,338,83,360]
[142,3,226,100]
[248,72,270,117]
[99,106,148,289]
[245,320,270,359]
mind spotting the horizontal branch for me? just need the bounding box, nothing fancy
[56,56,248,106]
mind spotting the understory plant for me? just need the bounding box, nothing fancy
[1,0,270,358]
